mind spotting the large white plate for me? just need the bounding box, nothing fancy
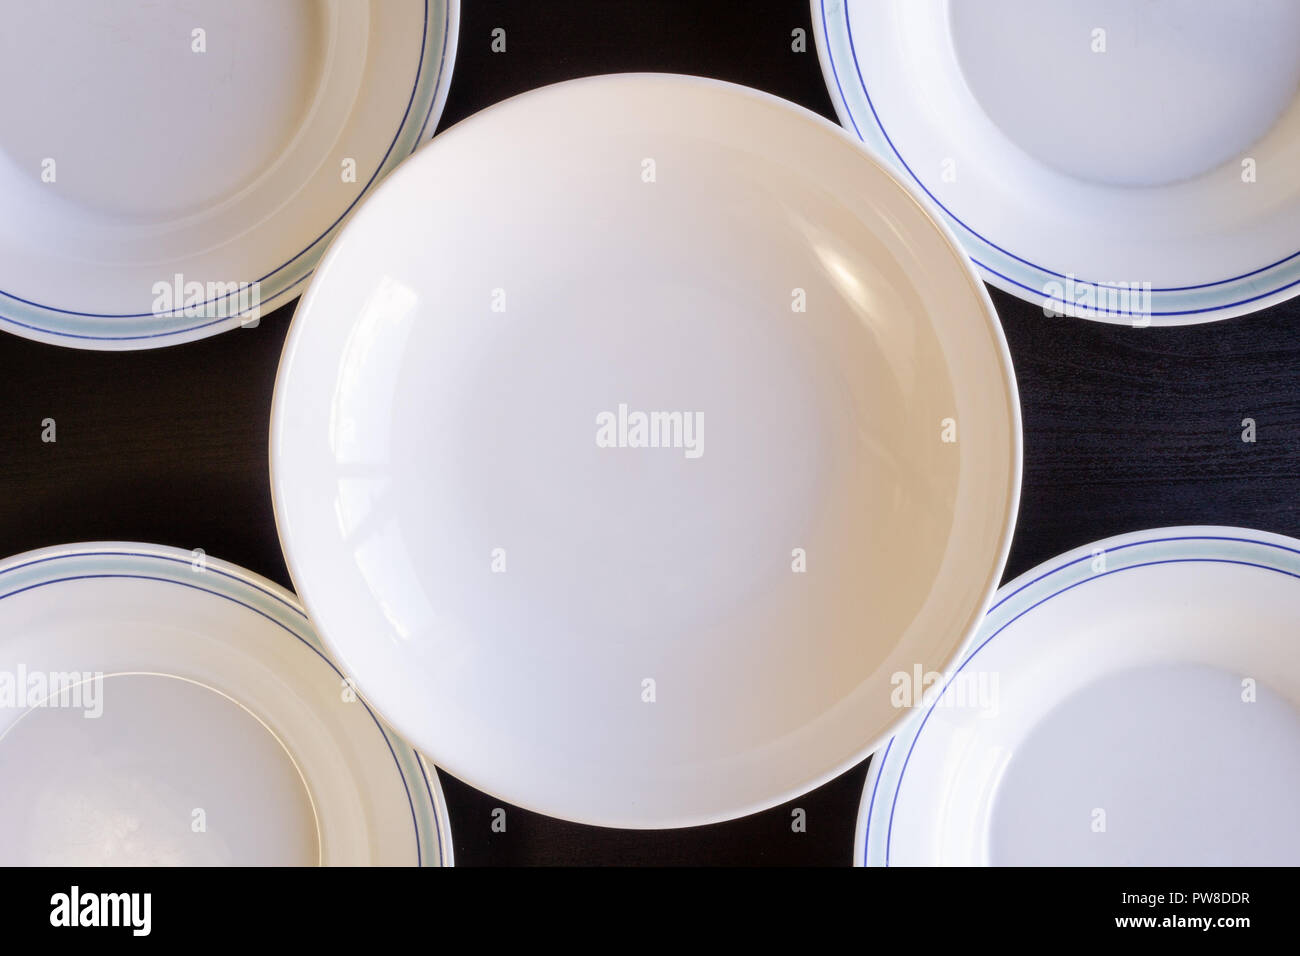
[0,0,457,349]
[0,543,452,865]
[814,0,1300,324]
[857,527,1300,866]
[271,74,1021,828]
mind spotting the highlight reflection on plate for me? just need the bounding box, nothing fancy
[272,74,1021,828]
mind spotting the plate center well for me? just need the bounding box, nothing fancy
[989,661,1300,865]
[948,0,1300,187]
[0,0,328,222]
[0,673,319,866]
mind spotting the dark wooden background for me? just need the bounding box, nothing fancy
[1,0,1296,865]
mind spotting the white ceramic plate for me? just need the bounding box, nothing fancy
[857,527,1300,866]
[0,543,452,866]
[272,74,1021,828]
[0,0,457,349]
[814,0,1300,324]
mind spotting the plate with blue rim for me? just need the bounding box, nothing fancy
[814,0,1300,324]
[857,526,1300,866]
[0,543,452,866]
[0,0,457,349]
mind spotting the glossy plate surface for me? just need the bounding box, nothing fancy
[272,74,1021,827]
[858,528,1300,866]
[0,544,452,865]
[0,0,457,348]
[815,0,1300,323]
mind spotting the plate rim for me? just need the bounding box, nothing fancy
[855,524,1300,866]
[812,0,1300,325]
[270,70,1023,829]
[0,540,454,866]
[0,0,460,350]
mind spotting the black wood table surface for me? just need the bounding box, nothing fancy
[1,1,1296,865]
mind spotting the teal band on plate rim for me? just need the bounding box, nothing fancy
[0,543,453,867]
[813,0,1300,323]
[0,0,456,345]
[856,526,1300,866]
